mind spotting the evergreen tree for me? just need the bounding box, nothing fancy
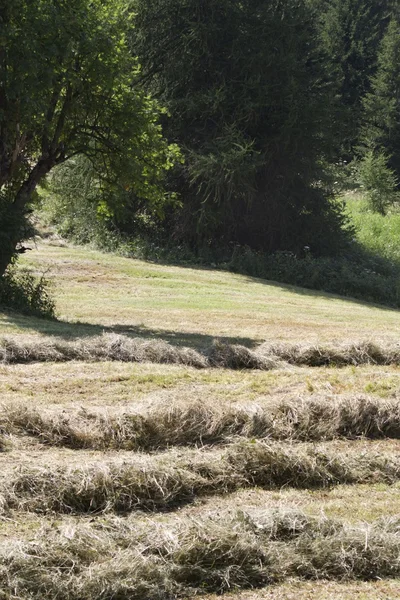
[132,0,348,256]
[317,0,389,158]
[362,17,400,176]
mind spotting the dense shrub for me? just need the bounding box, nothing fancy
[0,268,56,319]
[227,245,400,307]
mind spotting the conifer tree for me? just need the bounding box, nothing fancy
[317,0,389,158]
[362,17,400,176]
[132,0,349,256]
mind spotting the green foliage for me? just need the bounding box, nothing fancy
[39,158,102,245]
[132,0,349,256]
[0,0,177,275]
[346,194,400,263]
[315,0,389,157]
[39,154,174,253]
[357,151,399,214]
[362,17,400,176]
[0,267,56,318]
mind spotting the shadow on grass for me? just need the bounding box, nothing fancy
[119,242,400,314]
[240,274,400,313]
[2,240,400,351]
[0,309,258,350]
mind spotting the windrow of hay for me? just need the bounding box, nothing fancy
[0,433,11,452]
[262,340,400,367]
[4,441,400,515]
[2,334,400,369]
[2,509,400,598]
[4,395,400,451]
[0,334,208,368]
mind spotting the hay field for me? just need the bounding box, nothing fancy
[1,240,400,599]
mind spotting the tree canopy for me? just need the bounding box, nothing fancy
[0,0,176,275]
[2,0,400,282]
[132,0,349,255]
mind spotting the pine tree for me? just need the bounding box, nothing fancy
[132,0,349,256]
[317,0,389,158]
[362,17,400,176]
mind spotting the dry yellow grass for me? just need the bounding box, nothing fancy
[2,506,400,598]
[3,394,400,452]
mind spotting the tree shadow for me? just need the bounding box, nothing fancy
[239,273,400,313]
[0,310,258,350]
[127,249,400,314]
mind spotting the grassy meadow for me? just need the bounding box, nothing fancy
[1,237,400,598]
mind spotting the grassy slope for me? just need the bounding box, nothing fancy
[346,192,400,264]
[2,238,400,346]
[1,239,400,598]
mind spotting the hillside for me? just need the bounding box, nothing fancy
[1,240,400,599]
[5,239,400,344]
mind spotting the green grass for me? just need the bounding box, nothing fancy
[3,239,400,348]
[346,192,400,264]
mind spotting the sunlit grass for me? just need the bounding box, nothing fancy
[346,192,400,264]
[0,239,397,348]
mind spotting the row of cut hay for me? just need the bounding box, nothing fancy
[4,395,400,451]
[2,335,400,369]
[0,433,11,452]
[2,509,400,598]
[3,441,400,514]
[0,334,209,368]
[212,339,400,368]
[262,340,400,367]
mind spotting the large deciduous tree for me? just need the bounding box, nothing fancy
[0,0,175,276]
[132,0,349,256]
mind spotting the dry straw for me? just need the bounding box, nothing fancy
[3,441,400,515]
[3,395,400,451]
[2,335,400,369]
[2,509,400,598]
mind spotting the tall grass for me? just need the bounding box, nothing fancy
[346,194,400,264]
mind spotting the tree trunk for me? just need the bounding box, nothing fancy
[0,158,54,278]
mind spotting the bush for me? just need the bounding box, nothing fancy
[358,151,400,215]
[227,245,400,308]
[0,268,56,319]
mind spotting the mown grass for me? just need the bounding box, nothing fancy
[7,240,400,347]
[202,579,400,599]
[2,509,400,598]
[1,239,400,597]
[0,361,398,415]
[180,483,400,523]
[3,334,400,372]
[3,395,400,451]
[3,440,400,515]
